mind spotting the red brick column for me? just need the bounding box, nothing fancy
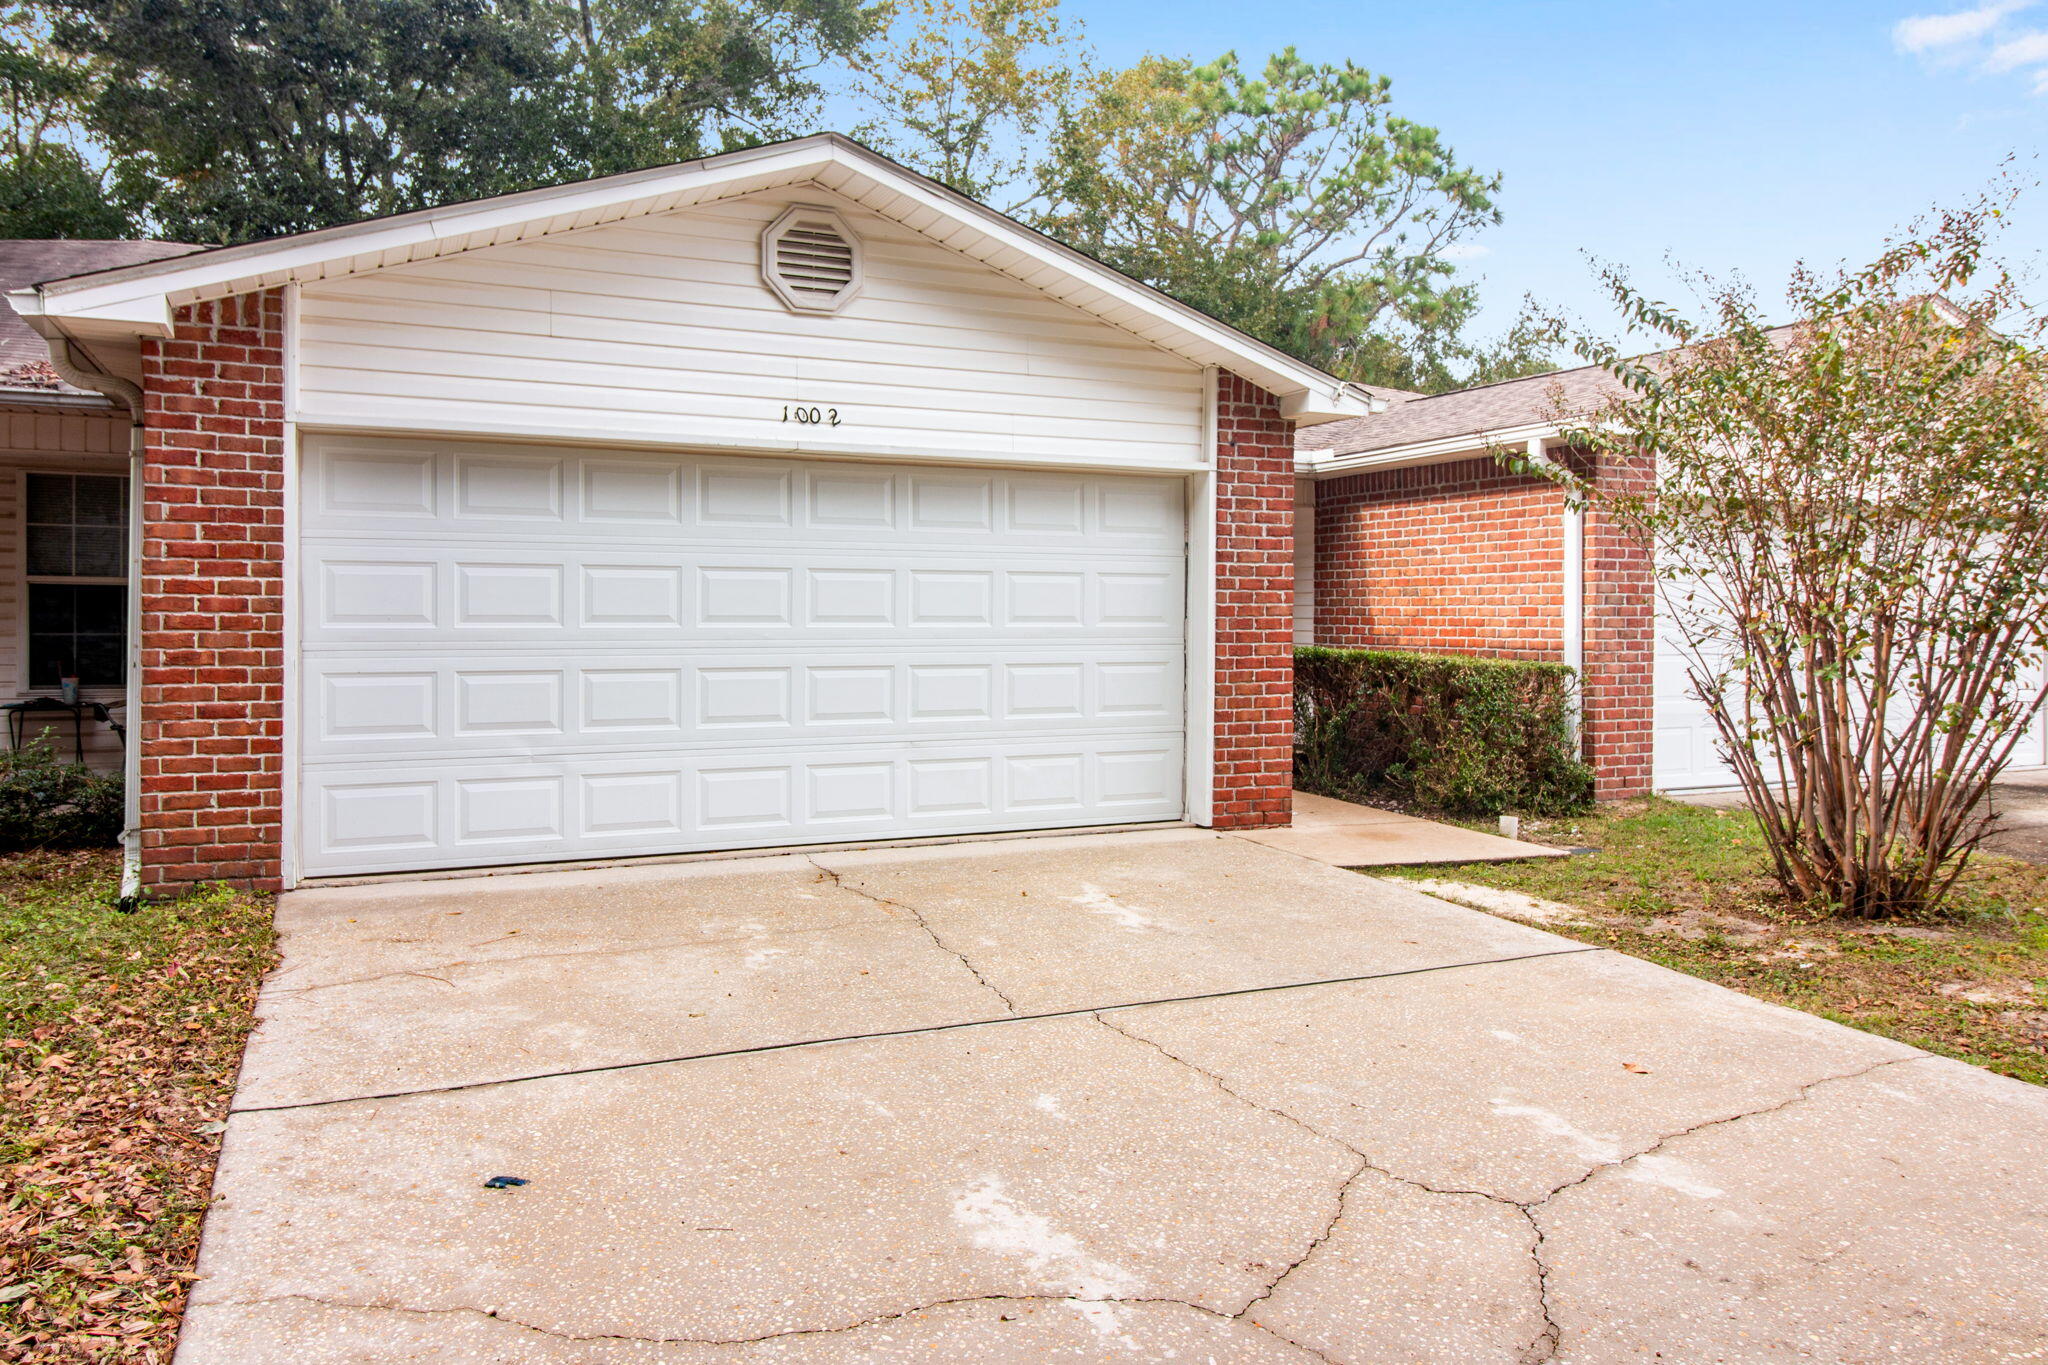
[1212,371,1295,829]
[136,290,288,891]
[1581,449,1655,798]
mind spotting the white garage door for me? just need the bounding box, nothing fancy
[1654,598,2048,792]
[297,437,1188,877]
[1652,614,1737,791]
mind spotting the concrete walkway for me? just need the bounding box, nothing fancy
[1242,791,1569,866]
[178,831,2048,1363]
[1988,767,2048,865]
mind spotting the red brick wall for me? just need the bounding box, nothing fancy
[1314,456,1566,658]
[136,291,288,891]
[1212,371,1296,829]
[1310,449,1655,799]
[1580,450,1654,798]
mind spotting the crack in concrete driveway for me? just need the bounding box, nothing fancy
[178,832,2048,1363]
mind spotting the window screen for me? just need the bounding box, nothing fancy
[27,474,126,578]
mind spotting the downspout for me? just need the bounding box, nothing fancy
[46,334,147,905]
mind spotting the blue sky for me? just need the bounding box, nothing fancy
[1058,0,2046,345]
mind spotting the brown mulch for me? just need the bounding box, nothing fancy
[1,851,275,1362]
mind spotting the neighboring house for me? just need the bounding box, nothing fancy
[1295,359,2048,796]
[0,240,199,774]
[6,134,1376,893]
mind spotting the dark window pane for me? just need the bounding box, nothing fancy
[73,527,122,577]
[26,584,126,687]
[28,585,75,633]
[73,476,123,525]
[74,585,124,630]
[74,633,122,685]
[25,473,71,527]
[27,635,69,687]
[26,524,73,576]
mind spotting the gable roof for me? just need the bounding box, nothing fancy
[8,134,1371,423]
[0,240,197,397]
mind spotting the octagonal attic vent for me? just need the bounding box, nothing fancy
[761,206,863,314]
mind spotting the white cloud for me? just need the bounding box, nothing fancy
[1441,243,1493,262]
[1984,27,2048,67]
[1893,0,2033,53]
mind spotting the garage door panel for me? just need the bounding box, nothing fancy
[302,648,1180,761]
[299,437,1188,875]
[300,737,1183,877]
[307,443,1183,550]
[303,548,1182,646]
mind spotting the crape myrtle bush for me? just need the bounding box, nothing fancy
[0,737,123,850]
[1294,646,1594,816]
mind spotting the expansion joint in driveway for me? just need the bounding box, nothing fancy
[229,944,1609,1115]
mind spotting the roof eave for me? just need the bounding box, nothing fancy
[12,134,1370,423]
[1297,421,1563,478]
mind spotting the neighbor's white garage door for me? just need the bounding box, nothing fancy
[297,437,1187,876]
[1654,599,2048,791]
[1652,614,1738,791]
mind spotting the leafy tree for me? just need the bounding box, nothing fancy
[1351,297,1558,394]
[559,0,881,175]
[1028,49,1531,389]
[847,0,1091,203]
[1533,194,2048,918]
[40,0,882,242]
[0,4,133,237]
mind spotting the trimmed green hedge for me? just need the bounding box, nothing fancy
[1294,647,1594,816]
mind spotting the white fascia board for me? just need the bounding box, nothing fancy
[27,143,832,327]
[18,134,1371,423]
[1301,421,1562,478]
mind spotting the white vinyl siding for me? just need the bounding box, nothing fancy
[294,190,1206,470]
[297,435,1187,876]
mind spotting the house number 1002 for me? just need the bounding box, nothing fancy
[782,404,841,426]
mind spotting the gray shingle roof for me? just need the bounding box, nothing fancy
[1303,323,1814,457]
[1303,363,1624,456]
[0,240,199,396]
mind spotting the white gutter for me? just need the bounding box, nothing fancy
[1296,421,1563,478]
[0,390,125,413]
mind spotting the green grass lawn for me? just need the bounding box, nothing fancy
[0,850,274,1363]
[1386,798,2048,1086]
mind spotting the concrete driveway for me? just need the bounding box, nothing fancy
[179,830,2048,1363]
